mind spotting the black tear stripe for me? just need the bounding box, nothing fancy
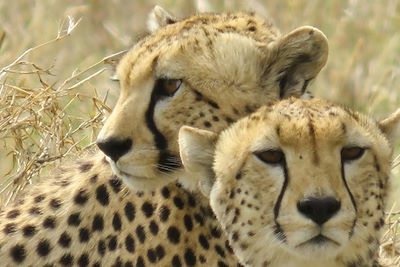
[340,160,358,237]
[273,159,289,243]
[145,80,182,173]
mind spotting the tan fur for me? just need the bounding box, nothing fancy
[98,7,328,190]
[0,7,329,266]
[179,98,400,267]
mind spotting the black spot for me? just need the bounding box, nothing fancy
[7,209,20,219]
[59,254,74,266]
[22,224,37,237]
[136,225,146,243]
[147,248,157,263]
[173,196,184,209]
[212,115,220,122]
[50,198,62,209]
[79,162,93,172]
[3,223,17,234]
[90,174,98,183]
[98,240,106,256]
[79,227,90,242]
[207,100,219,109]
[235,172,242,180]
[96,184,109,206]
[225,116,234,124]
[200,255,206,263]
[215,244,226,257]
[125,234,135,253]
[77,253,89,267]
[184,248,197,266]
[141,202,155,217]
[194,213,204,225]
[108,235,118,250]
[184,215,193,231]
[124,202,135,221]
[10,244,26,263]
[74,188,88,205]
[36,239,51,256]
[203,121,212,128]
[167,226,181,244]
[109,176,122,193]
[149,220,159,235]
[187,194,196,207]
[34,194,45,203]
[112,212,122,231]
[155,245,165,260]
[218,261,229,267]
[58,232,72,248]
[172,255,182,267]
[136,256,145,267]
[92,214,104,231]
[159,205,170,222]
[161,186,170,198]
[125,261,133,267]
[199,234,210,249]
[67,212,81,226]
[114,257,123,267]
[225,240,234,254]
[29,206,42,215]
[211,227,222,238]
[43,216,56,229]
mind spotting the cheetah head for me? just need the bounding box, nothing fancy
[179,98,400,266]
[97,6,328,190]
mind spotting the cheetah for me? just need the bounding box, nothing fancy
[179,98,400,267]
[0,6,328,266]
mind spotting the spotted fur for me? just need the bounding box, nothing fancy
[0,6,328,266]
[179,98,400,267]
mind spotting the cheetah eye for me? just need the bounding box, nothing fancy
[255,149,284,165]
[341,147,365,162]
[156,78,182,97]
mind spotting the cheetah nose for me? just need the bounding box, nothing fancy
[297,197,341,225]
[96,137,132,162]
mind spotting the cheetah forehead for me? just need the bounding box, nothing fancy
[216,98,390,156]
[117,12,279,84]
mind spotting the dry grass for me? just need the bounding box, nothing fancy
[0,0,399,264]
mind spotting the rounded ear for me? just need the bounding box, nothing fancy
[269,26,329,98]
[147,6,177,33]
[178,126,218,197]
[379,109,400,144]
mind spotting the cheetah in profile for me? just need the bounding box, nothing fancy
[179,98,400,267]
[0,6,329,266]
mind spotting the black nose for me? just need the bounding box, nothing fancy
[297,197,341,225]
[97,137,132,162]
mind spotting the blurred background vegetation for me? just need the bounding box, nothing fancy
[1,0,399,212]
[0,0,399,263]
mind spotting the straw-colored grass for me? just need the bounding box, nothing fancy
[0,0,399,265]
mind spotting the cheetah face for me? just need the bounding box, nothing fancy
[179,98,400,266]
[96,7,328,190]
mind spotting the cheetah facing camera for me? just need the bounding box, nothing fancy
[0,7,329,267]
[179,98,400,267]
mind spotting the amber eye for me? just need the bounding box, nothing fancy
[341,147,365,162]
[156,78,182,97]
[255,150,284,164]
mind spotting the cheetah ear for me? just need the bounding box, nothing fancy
[272,26,329,98]
[178,126,218,198]
[147,6,177,33]
[379,109,400,144]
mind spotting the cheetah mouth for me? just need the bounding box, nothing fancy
[296,234,340,247]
